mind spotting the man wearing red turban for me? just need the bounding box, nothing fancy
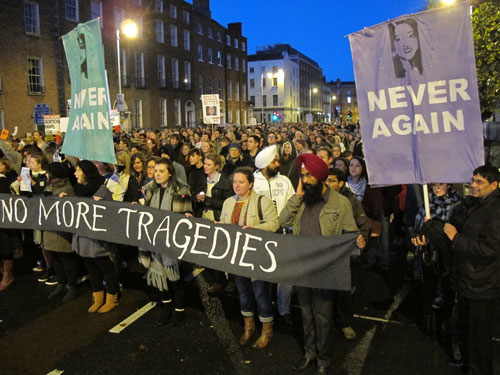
[279,153,365,375]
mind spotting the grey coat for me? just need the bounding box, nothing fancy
[43,178,75,253]
[72,185,115,258]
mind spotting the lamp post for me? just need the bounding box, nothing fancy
[260,71,272,124]
[116,19,137,130]
[309,85,318,122]
[330,95,336,123]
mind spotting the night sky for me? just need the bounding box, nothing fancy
[209,0,429,82]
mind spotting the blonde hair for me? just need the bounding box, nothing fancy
[115,151,131,175]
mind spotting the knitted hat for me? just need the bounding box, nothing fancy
[47,162,68,179]
[77,160,101,179]
[255,145,278,169]
[297,153,329,182]
[228,142,242,151]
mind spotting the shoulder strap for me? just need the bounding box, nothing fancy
[258,195,263,222]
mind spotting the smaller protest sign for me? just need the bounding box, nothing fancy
[43,114,61,135]
[201,94,221,124]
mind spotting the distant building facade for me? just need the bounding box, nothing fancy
[0,0,248,136]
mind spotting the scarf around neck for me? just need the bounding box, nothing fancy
[347,176,367,201]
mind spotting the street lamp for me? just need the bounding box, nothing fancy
[260,71,272,124]
[309,85,318,122]
[330,95,337,123]
[116,19,138,118]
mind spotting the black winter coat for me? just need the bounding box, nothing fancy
[203,173,233,221]
[450,189,500,299]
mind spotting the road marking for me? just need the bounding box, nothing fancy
[342,282,411,375]
[46,370,64,375]
[109,302,156,334]
[353,314,403,325]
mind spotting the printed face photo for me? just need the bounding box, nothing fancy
[206,106,217,116]
[393,23,418,60]
[388,18,423,79]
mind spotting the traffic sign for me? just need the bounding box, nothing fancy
[34,104,50,125]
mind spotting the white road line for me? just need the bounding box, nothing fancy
[353,314,403,325]
[109,302,156,334]
[342,282,411,375]
[46,370,64,375]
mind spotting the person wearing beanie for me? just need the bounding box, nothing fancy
[279,153,365,375]
[42,163,80,303]
[253,145,296,325]
[71,160,120,313]
[223,143,244,177]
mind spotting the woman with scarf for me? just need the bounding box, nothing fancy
[219,166,279,349]
[346,157,384,270]
[140,158,193,325]
[70,160,120,313]
[411,183,460,355]
[279,141,299,190]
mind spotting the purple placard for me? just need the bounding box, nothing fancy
[349,1,483,186]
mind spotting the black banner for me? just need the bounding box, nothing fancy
[0,194,357,290]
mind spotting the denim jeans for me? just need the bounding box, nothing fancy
[234,275,273,322]
[278,283,293,316]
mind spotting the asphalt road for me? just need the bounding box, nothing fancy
[1,247,499,375]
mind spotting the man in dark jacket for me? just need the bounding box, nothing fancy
[444,165,500,375]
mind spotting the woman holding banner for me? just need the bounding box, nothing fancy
[140,158,193,325]
[219,166,279,349]
[71,160,120,313]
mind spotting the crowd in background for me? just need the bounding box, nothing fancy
[0,120,498,374]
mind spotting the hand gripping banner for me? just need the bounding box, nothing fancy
[0,195,358,291]
[62,18,116,164]
[349,1,483,186]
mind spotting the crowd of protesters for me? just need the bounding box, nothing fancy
[0,121,499,375]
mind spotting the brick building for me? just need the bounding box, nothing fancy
[0,0,248,136]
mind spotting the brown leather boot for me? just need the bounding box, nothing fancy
[88,291,105,313]
[0,260,15,291]
[97,293,118,313]
[252,321,273,349]
[239,316,255,345]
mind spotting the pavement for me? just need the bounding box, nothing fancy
[1,247,499,375]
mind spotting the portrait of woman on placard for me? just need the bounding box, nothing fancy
[206,105,217,116]
[388,18,423,79]
[77,33,89,87]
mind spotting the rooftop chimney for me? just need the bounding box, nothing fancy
[193,0,211,18]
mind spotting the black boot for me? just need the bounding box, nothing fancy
[62,286,79,303]
[158,300,172,325]
[171,309,185,326]
[48,284,65,299]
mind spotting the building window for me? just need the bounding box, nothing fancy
[273,95,278,106]
[234,57,239,71]
[250,79,255,89]
[0,76,3,93]
[197,44,203,61]
[199,75,204,95]
[169,4,177,18]
[217,51,222,66]
[184,61,191,89]
[228,110,232,123]
[0,111,4,129]
[159,98,167,126]
[249,67,254,73]
[242,59,246,73]
[226,35,231,46]
[183,30,190,50]
[183,10,189,24]
[235,83,240,102]
[65,0,79,22]
[250,95,255,104]
[209,78,214,94]
[155,20,164,43]
[263,95,267,107]
[227,81,232,100]
[24,1,40,35]
[157,55,166,88]
[273,77,278,87]
[134,15,143,39]
[208,28,213,38]
[135,52,145,87]
[218,79,223,99]
[132,0,142,5]
[197,23,203,35]
[155,0,163,13]
[234,38,238,49]
[172,58,179,89]
[242,41,246,51]
[272,66,278,73]
[174,99,181,126]
[27,57,44,94]
[242,83,247,101]
[216,31,222,42]
[236,110,240,124]
[226,54,231,69]
[91,1,102,25]
[133,100,143,129]
[170,25,178,47]
[208,48,213,64]
[262,77,266,88]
